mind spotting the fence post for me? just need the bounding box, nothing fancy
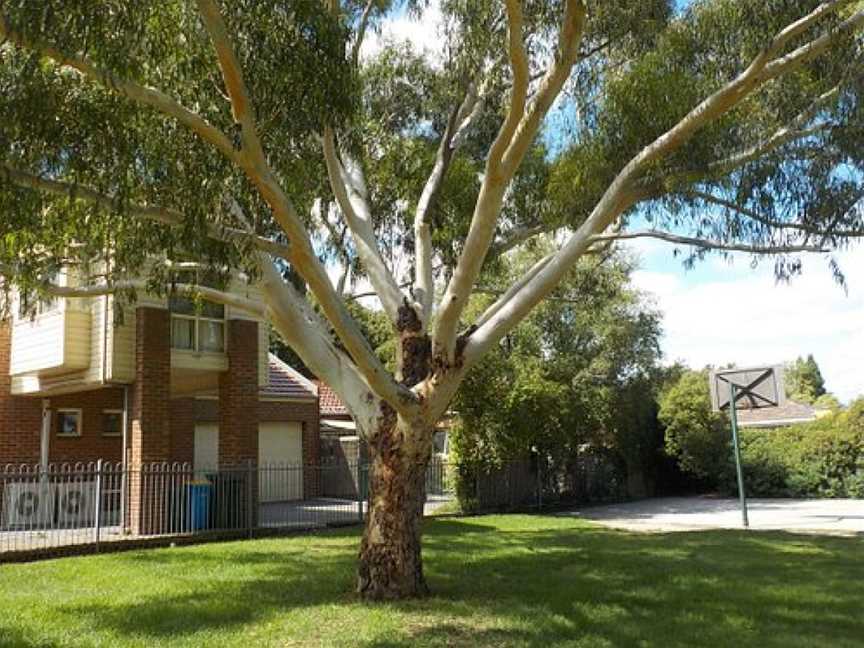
[247,460,254,539]
[94,459,103,550]
[357,462,364,523]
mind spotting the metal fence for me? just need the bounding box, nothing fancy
[0,458,450,557]
[0,452,621,558]
[454,451,626,514]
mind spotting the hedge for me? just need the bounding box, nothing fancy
[728,406,864,498]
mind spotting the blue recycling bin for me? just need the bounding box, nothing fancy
[188,481,212,531]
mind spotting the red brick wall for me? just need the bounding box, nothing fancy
[218,320,259,466]
[0,323,42,465]
[47,388,125,464]
[169,398,196,466]
[130,307,171,465]
[129,307,171,534]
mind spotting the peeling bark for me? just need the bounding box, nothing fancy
[357,302,433,600]
[357,412,431,600]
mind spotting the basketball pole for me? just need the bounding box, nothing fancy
[729,384,749,528]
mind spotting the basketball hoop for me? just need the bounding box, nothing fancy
[707,365,785,529]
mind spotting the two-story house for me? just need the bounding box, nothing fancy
[0,269,320,533]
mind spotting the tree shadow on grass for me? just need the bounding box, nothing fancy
[35,517,864,646]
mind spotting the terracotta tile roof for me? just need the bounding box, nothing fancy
[260,354,318,400]
[316,380,350,417]
[736,400,817,428]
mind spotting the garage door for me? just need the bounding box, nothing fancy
[194,424,219,472]
[258,422,303,501]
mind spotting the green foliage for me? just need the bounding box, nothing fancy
[813,392,842,411]
[2,516,864,647]
[451,245,664,498]
[660,368,864,497]
[785,354,827,404]
[735,402,864,498]
[0,0,354,306]
[658,369,730,484]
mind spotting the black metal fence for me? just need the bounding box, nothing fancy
[0,452,621,558]
[451,451,625,514]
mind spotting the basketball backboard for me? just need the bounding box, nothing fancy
[709,366,785,412]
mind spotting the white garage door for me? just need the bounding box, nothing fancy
[194,424,219,472]
[258,422,303,502]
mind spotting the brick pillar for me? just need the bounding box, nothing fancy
[218,320,259,466]
[128,307,171,535]
[0,322,43,465]
[169,398,196,467]
[218,319,259,528]
[303,416,321,498]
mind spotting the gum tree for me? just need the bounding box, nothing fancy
[0,1,863,598]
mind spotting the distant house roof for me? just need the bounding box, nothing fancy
[260,354,318,401]
[736,400,817,428]
[316,381,350,417]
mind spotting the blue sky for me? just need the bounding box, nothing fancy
[363,2,864,403]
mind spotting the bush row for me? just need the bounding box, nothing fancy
[732,413,864,498]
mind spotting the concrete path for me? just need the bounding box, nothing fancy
[565,497,864,536]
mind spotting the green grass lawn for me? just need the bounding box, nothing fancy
[1,515,862,647]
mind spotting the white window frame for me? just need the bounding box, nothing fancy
[101,409,124,437]
[170,312,226,353]
[56,409,83,438]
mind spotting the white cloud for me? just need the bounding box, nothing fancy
[359,2,446,63]
[628,242,864,403]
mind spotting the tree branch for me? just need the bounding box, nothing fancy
[0,269,267,316]
[433,0,587,363]
[690,189,864,239]
[413,82,483,324]
[195,0,267,166]
[759,5,864,83]
[322,129,405,323]
[460,1,856,371]
[351,0,376,66]
[488,223,554,258]
[0,15,238,164]
[255,253,383,431]
[0,164,291,260]
[474,252,554,329]
[588,229,828,254]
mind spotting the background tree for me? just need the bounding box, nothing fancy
[659,369,731,487]
[786,354,828,404]
[452,244,664,497]
[0,1,863,598]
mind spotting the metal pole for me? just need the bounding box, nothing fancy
[729,385,749,528]
[357,462,364,523]
[94,459,103,548]
[120,386,129,535]
[247,459,254,539]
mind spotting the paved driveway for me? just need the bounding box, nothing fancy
[565,497,864,535]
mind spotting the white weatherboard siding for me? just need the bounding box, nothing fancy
[10,310,91,376]
[258,422,303,502]
[194,424,219,472]
[108,295,137,383]
[8,275,268,395]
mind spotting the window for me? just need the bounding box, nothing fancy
[102,410,123,437]
[169,295,225,353]
[56,409,82,437]
[432,430,449,456]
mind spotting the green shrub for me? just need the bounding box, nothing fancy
[734,404,864,498]
[659,370,730,486]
